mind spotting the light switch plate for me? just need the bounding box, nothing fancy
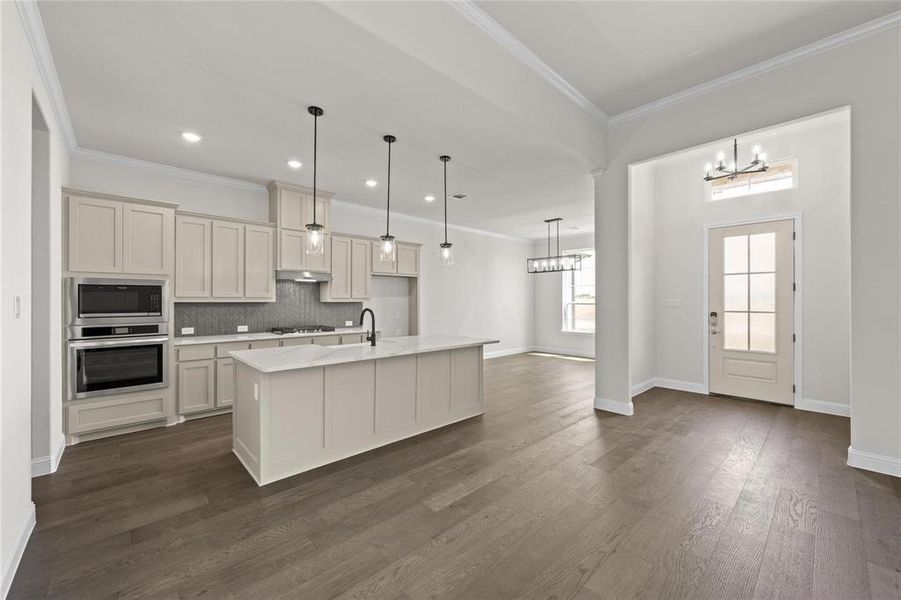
[664,298,681,308]
[345,320,353,327]
[181,327,195,335]
[237,325,248,332]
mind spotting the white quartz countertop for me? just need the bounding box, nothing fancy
[173,327,373,346]
[229,335,499,372]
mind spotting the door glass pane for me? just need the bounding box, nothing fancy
[724,235,748,274]
[750,313,776,352]
[749,232,776,272]
[750,273,775,312]
[724,275,748,311]
[724,312,748,350]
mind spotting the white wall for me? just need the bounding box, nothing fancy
[629,164,655,390]
[631,114,851,411]
[1,3,70,596]
[68,154,536,357]
[596,28,900,474]
[531,231,595,357]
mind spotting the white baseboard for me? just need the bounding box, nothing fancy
[795,398,850,417]
[630,378,655,397]
[653,378,707,394]
[1,502,36,599]
[847,446,901,477]
[484,346,532,359]
[530,345,595,359]
[594,396,634,416]
[31,438,66,477]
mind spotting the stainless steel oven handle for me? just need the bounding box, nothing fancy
[68,336,169,349]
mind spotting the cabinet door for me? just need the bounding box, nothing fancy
[351,237,372,299]
[212,221,244,298]
[68,195,123,273]
[215,358,235,408]
[371,240,396,274]
[279,229,305,271]
[279,190,306,231]
[282,337,314,347]
[244,225,275,300]
[302,195,330,232]
[178,359,215,414]
[396,244,420,276]
[313,335,342,346]
[175,216,212,298]
[329,236,352,300]
[123,204,172,275]
[304,233,331,273]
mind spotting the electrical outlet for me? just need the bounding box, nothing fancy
[395,311,401,320]
[237,325,248,332]
[181,327,195,335]
[253,383,259,401]
[345,320,353,327]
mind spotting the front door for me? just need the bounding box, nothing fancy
[708,219,794,405]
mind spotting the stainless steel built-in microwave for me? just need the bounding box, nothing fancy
[68,278,167,326]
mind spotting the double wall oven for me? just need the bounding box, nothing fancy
[68,278,169,400]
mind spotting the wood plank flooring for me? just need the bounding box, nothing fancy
[10,353,901,599]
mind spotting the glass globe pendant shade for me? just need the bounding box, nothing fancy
[439,242,453,266]
[379,234,396,263]
[305,223,324,256]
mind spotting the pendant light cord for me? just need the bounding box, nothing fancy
[556,220,560,256]
[312,112,318,225]
[386,139,392,236]
[443,158,448,244]
[547,222,551,257]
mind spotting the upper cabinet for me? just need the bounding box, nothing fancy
[67,192,174,276]
[268,181,331,233]
[320,235,371,302]
[175,213,275,302]
[371,241,420,277]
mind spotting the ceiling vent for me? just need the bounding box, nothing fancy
[448,193,468,200]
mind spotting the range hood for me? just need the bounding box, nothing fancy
[276,270,332,283]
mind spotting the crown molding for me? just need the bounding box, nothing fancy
[448,0,609,126]
[609,10,901,127]
[16,0,77,150]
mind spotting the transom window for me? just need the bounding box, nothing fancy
[723,233,776,352]
[562,248,595,333]
[709,158,797,201]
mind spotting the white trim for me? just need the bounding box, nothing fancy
[31,438,66,477]
[1,502,36,599]
[795,398,850,418]
[15,0,77,150]
[594,397,634,416]
[530,345,595,359]
[630,378,654,397]
[847,446,901,478]
[609,11,901,126]
[702,214,803,402]
[653,378,707,395]
[448,0,608,125]
[484,346,531,359]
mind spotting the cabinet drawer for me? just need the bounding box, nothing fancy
[282,337,314,347]
[340,334,365,345]
[177,345,215,362]
[250,339,281,350]
[313,335,342,346]
[67,391,167,435]
[216,341,251,357]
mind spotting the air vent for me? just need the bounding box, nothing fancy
[449,193,468,200]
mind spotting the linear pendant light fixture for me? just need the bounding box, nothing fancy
[305,105,325,256]
[704,138,767,182]
[439,155,453,266]
[527,218,582,274]
[379,134,397,263]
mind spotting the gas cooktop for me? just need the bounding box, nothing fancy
[270,325,336,335]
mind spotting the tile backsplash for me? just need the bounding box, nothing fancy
[174,281,362,336]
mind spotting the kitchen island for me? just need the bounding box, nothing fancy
[229,335,498,485]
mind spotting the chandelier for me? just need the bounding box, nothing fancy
[527,218,583,274]
[704,138,767,182]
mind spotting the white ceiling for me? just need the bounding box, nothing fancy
[37,1,897,239]
[477,0,900,116]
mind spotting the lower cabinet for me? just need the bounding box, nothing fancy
[216,358,235,408]
[67,390,168,435]
[178,359,216,414]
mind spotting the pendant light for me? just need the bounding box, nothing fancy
[305,106,325,256]
[526,218,583,273]
[379,134,397,263]
[439,155,453,266]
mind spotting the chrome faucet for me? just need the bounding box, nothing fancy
[360,308,376,346]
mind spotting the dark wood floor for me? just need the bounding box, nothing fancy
[10,353,901,599]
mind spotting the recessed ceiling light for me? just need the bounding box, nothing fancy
[287,159,302,170]
[181,131,202,143]
[365,179,378,188]
[424,195,435,202]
